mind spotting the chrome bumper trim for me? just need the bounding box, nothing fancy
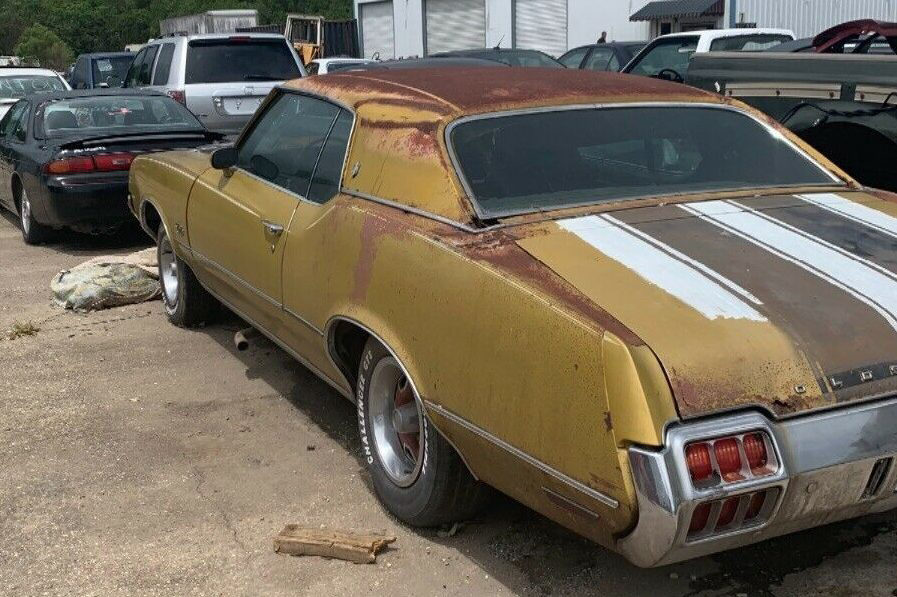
[618,397,897,567]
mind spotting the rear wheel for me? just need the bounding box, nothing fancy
[18,185,52,245]
[357,337,491,526]
[157,224,217,327]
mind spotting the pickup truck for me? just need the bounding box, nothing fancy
[686,20,897,193]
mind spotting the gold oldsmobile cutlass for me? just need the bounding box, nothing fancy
[128,67,897,566]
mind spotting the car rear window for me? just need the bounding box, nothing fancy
[185,38,300,84]
[450,106,838,219]
[41,95,202,137]
[0,75,66,98]
[91,56,133,88]
[709,34,793,51]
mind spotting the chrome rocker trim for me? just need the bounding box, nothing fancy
[618,398,897,567]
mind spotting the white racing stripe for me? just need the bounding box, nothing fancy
[797,193,897,240]
[681,200,897,331]
[558,215,766,321]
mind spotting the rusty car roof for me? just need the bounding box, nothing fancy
[286,66,720,115]
[282,68,738,225]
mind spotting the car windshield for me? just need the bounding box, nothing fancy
[450,106,838,219]
[91,56,133,88]
[185,39,301,83]
[626,37,698,76]
[41,95,202,137]
[709,34,793,51]
[0,74,66,98]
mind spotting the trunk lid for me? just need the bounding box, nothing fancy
[516,190,897,418]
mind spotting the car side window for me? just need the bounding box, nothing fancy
[11,104,30,142]
[0,101,25,137]
[583,47,615,71]
[124,48,146,87]
[236,93,340,198]
[137,45,159,86]
[307,109,352,204]
[559,47,589,68]
[152,43,176,85]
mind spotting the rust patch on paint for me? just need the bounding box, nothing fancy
[352,212,405,302]
[603,411,613,433]
[457,229,645,346]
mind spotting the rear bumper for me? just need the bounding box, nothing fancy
[41,174,132,229]
[617,397,897,567]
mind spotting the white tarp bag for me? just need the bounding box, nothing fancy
[51,248,161,312]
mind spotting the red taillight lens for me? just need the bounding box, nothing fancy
[685,442,714,482]
[743,433,768,473]
[689,502,711,534]
[93,152,134,171]
[166,89,186,105]
[716,497,740,528]
[714,438,743,481]
[745,491,766,520]
[44,156,95,174]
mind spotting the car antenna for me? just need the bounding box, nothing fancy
[494,35,505,50]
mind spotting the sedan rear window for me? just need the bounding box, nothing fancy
[41,95,202,137]
[185,39,301,84]
[450,106,838,219]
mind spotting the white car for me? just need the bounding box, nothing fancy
[0,68,71,119]
[622,28,795,81]
[306,57,375,75]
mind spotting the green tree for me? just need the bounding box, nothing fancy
[14,23,73,70]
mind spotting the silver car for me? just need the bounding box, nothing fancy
[124,33,306,135]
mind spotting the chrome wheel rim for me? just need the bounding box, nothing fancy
[369,357,424,487]
[20,188,30,234]
[158,234,179,307]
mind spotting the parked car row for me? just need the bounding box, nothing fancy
[3,19,897,569]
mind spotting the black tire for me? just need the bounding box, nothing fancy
[157,224,217,327]
[357,337,491,526]
[17,184,53,245]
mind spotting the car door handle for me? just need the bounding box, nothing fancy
[261,220,284,253]
[262,220,283,236]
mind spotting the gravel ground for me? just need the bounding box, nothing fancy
[1,211,896,597]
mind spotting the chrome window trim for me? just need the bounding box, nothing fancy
[443,101,845,222]
[424,400,620,509]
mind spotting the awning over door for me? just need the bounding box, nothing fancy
[515,0,568,57]
[425,0,487,54]
[360,1,395,59]
[630,0,723,22]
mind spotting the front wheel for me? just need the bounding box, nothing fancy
[18,185,52,245]
[157,224,217,327]
[357,337,491,526]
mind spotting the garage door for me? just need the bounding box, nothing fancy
[360,1,395,59]
[515,0,567,57]
[425,0,486,55]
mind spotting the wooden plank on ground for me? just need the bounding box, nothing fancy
[273,524,397,564]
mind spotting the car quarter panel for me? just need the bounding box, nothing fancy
[280,196,679,542]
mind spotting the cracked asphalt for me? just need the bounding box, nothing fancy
[1,212,896,597]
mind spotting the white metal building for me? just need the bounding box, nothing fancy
[353,0,897,60]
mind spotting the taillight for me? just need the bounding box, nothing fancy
[684,431,775,488]
[44,152,135,175]
[716,497,739,528]
[743,433,769,473]
[93,152,134,171]
[714,438,743,481]
[685,442,713,482]
[689,503,711,534]
[167,89,186,105]
[44,156,95,174]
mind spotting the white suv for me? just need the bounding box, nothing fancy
[622,28,794,82]
[123,33,306,135]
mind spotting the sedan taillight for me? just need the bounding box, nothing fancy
[684,431,776,487]
[44,152,135,175]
